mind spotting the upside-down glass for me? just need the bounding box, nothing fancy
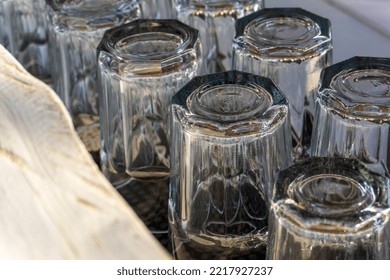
[174,0,264,74]
[98,20,201,233]
[268,157,390,260]
[169,70,292,259]
[98,19,201,184]
[46,0,140,155]
[2,0,50,81]
[311,57,390,177]
[138,0,175,19]
[233,8,332,161]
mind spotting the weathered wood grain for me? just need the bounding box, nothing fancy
[0,45,170,260]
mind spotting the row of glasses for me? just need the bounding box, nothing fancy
[0,0,179,241]
[164,7,334,259]
[4,0,390,259]
[0,0,264,156]
[0,0,263,78]
[0,0,175,159]
[41,0,267,247]
[92,0,267,246]
[48,3,390,260]
[266,55,390,259]
[165,13,390,258]
[230,8,390,259]
[166,55,390,260]
[0,0,174,82]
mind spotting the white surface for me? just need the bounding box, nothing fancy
[267,0,390,63]
[330,0,390,38]
[0,45,170,260]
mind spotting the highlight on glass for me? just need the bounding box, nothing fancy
[98,19,201,235]
[138,0,176,19]
[2,0,50,81]
[233,8,332,161]
[98,19,201,186]
[169,70,292,259]
[311,56,390,177]
[174,0,264,74]
[268,157,390,260]
[46,0,140,155]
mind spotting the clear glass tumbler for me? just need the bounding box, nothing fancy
[174,0,264,74]
[2,0,50,81]
[98,19,201,184]
[311,57,390,177]
[169,70,292,259]
[268,157,390,260]
[233,8,332,161]
[46,0,140,152]
[138,0,175,19]
[98,20,201,234]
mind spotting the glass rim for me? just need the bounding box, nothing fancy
[46,0,138,14]
[188,83,273,122]
[234,8,332,59]
[319,56,390,122]
[176,0,263,11]
[171,70,289,137]
[272,157,390,234]
[172,70,287,108]
[46,0,139,30]
[98,19,200,70]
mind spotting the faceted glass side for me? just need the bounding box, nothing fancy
[139,0,176,19]
[174,0,264,74]
[169,70,292,259]
[233,8,332,161]
[46,0,140,124]
[98,19,202,183]
[268,157,390,260]
[311,57,390,176]
[2,0,50,81]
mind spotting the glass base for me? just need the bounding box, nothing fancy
[171,234,266,260]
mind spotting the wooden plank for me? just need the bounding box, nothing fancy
[0,45,170,260]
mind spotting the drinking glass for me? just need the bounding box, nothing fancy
[2,0,50,81]
[98,19,201,184]
[268,157,390,260]
[98,20,201,234]
[233,8,332,161]
[138,0,175,19]
[46,0,140,154]
[174,0,264,74]
[169,70,292,259]
[311,56,390,177]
